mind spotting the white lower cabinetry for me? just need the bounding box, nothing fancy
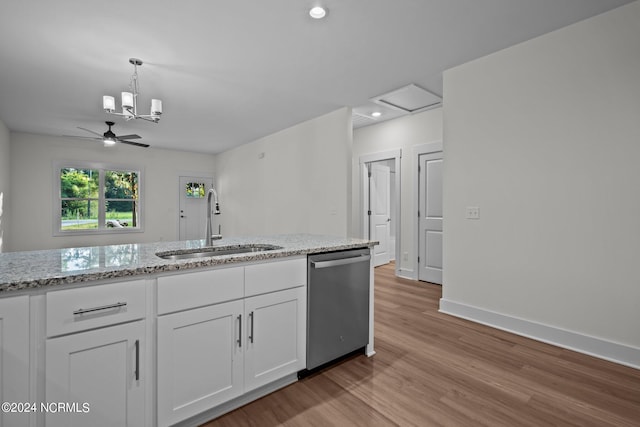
[1,255,310,427]
[45,320,146,427]
[244,286,306,392]
[156,257,307,427]
[0,296,30,427]
[156,300,244,427]
[44,279,147,427]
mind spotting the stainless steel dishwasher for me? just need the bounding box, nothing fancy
[306,248,371,370]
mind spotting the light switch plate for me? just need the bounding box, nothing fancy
[466,206,480,219]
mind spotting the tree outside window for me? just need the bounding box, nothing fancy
[58,166,141,233]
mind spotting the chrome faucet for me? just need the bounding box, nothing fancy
[205,188,222,245]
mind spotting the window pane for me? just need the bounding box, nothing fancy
[186,182,205,198]
[60,168,99,198]
[105,200,138,228]
[61,200,99,230]
[105,171,138,200]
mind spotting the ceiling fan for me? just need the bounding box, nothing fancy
[66,121,150,148]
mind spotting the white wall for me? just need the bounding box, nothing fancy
[8,132,215,251]
[0,118,10,252]
[442,1,640,366]
[352,108,443,274]
[215,107,351,237]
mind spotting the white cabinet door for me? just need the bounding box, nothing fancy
[45,320,145,427]
[0,296,30,427]
[157,300,243,427]
[244,286,306,392]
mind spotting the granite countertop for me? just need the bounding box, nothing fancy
[0,234,376,294]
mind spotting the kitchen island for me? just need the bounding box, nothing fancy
[0,234,376,427]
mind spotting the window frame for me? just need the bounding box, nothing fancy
[53,160,145,236]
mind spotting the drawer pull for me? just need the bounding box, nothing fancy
[73,302,127,316]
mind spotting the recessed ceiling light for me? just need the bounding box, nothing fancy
[371,111,382,118]
[309,6,327,19]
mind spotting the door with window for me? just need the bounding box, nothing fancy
[418,152,443,284]
[179,176,213,241]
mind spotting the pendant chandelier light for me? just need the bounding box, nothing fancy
[102,58,162,123]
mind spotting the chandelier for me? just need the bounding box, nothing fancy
[102,58,162,123]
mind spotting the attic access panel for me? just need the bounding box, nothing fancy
[371,84,442,114]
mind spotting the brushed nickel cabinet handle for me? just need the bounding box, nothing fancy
[237,314,242,348]
[134,339,140,381]
[73,302,127,316]
[249,311,254,344]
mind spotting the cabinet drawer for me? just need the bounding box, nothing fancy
[47,280,146,337]
[245,257,306,297]
[157,266,244,315]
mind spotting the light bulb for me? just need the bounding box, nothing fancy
[309,6,327,19]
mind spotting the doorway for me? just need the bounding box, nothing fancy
[179,176,213,241]
[360,149,401,273]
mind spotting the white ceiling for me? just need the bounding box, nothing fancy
[0,0,633,154]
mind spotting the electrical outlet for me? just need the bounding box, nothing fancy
[466,206,480,219]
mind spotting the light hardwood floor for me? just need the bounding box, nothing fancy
[205,263,640,426]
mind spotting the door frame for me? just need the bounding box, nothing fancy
[412,141,443,281]
[359,149,401,277]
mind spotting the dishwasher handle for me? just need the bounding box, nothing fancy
[310,254,371,269]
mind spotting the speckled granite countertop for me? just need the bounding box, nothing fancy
[0,234,376,295]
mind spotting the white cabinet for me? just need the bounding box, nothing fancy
[156,300,244,427]
[45,280,147,427]
[244,286,306,392]
[0,296,30,427]
[46,321,146,427]
[156,257,307,426]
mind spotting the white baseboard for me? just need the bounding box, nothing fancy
[439,298,639,370]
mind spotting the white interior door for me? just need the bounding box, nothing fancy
[418,152,443,283]
[370,164,391,267]
[179,176,213,241]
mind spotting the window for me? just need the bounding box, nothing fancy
[185,182,206,198]
[54,162,143,235]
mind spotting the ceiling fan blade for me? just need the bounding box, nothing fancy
[62,135,102,141]
[77,127,104,138]
[119,139,150,148]
[115,134,142,140]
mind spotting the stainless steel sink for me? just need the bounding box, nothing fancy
[156,244,282,260]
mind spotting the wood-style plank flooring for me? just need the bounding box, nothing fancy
[204,263,640,426]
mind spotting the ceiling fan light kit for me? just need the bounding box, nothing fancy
[103,58,162,123]
[66,121,150,148]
